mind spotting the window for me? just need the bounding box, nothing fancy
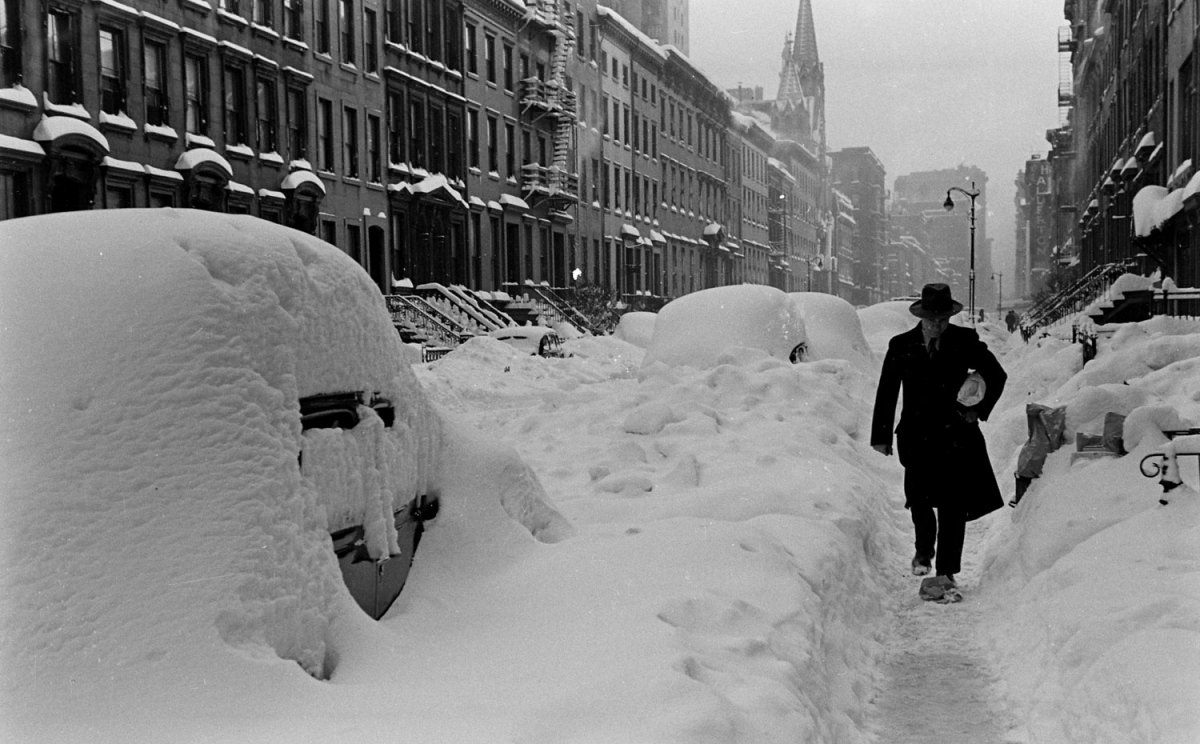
[143,40,168,126]
[504,122,515,178]
[443,4,459,69]
[521,130,530,166]
[467,110,478,169]
[184,53,209,135]
[284,0,303,40]
[384,0,400,42]
[447,111,462,177]
[387,90,404,163]
[1,0,22,86]
[406,0,422,52]
[315,0,331,54]
[503,43,513,91]
[98,26,126,115]
[464,23,477,75]
[407,98,424,169]
[224,65,248,145]
[317,97,334,170]
[256,77,278,152]
[575,10,584,58]
[487,115,498,172]
[220,0,242,14]
[287,87,308,160]
[340,105,357,176]
[425,0,441,61]
[254,0,273,27]
[429,105,444,173]
[484,34,495,83]
[346,223,361,262]
[47,8,80,103]
[340,0,355,64]
[321,218,337,247]
[364,8,377,72]
[367,113,381,182]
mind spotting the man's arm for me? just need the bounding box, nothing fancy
[968,336,1007,421]
[871,343,902,454]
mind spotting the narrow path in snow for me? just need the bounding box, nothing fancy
[866,520,1015,743]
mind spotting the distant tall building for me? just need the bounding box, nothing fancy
[892,166,994,313]
[605,0,690,54]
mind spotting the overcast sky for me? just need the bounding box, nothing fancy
[690,0,1066,293]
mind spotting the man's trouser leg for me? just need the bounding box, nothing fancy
[905,465,937,561]
[934,508,966,576]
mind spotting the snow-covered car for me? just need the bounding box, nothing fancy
[488,325,565,357]
[0,209,445,695]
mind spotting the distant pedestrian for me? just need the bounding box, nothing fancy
[870,283,1007,603]
[1005,309,1019,333]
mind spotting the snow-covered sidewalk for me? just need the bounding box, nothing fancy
[869,520,1014,743]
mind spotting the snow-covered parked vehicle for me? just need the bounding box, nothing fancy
[487,325,566,357]
[0,209,445,686]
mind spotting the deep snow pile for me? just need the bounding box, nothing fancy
[788,292,876,371]
[641,284,807,370]
[976,315,1200,743]
[0,210,564,742]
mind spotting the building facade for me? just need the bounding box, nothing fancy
[1062,0,1198,289]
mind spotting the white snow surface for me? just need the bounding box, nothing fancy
[2,212,1198,744]
[613,310,657,348]
[642,284,807,370]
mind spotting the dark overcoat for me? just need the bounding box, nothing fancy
[871,323,1007,520]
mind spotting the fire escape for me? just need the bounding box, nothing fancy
[1051,24,1078,264]
[520,0,579,220]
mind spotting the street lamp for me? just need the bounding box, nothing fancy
[943,181,980,323]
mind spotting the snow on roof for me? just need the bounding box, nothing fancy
[280,167,325,193]
[1182,170,1200,203]
[595,6,668,60]
[175,147,232,177]
[702,221,723,236]
[411,173,467,206]
[1132,185,1183,237]
[499,193,530,210]
[32,115,110,154]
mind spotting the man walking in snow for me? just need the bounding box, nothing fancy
[870,283,1007,602]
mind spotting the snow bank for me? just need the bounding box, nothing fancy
[788,292,875,371]
[979,314,1200,744]
[0,209,565,742]
[642,285,806,370]
[857,300,916,355]
[613,310,657,348]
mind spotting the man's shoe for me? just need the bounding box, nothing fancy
[911,554,932,576]
[919,575,962,603]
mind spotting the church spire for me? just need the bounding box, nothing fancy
[791,0,819,69]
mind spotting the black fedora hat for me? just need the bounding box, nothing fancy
[910,283,963,319]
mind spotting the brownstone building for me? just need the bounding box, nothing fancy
[1062,0,1198,288]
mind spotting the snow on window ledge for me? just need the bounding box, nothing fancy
[259,150,284,165]
[144,123,178,142]
[98,110,138,132]
[186,132,216,149]
[0,85,38,111]
[225,143,255,160]
[42,96,91,121]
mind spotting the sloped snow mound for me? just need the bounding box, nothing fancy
[613,310,657,348]
[858,301,917,355]
[642,285,806,371]
[788,292,875,370]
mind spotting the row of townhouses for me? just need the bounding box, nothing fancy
[0,0,988,312]
[1020,0,1199,299]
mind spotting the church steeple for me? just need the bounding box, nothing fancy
[791,0,819,70]
[772,0,826,151]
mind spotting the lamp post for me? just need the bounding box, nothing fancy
[991,271,1003,315]
[943,181,980,323]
